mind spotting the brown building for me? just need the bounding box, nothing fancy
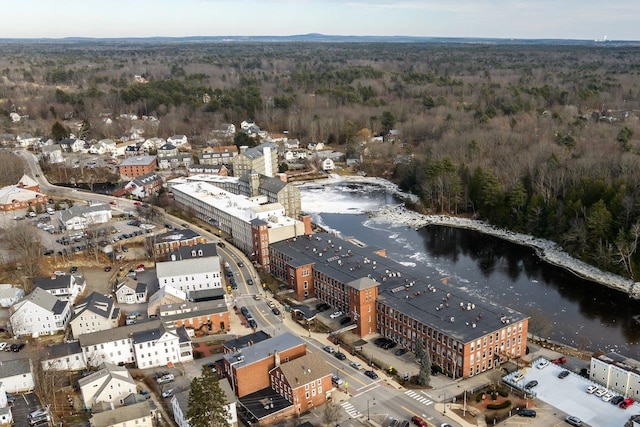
[118,155,157,179]
[146,229,207,259]
[269,233,529,379]
[224,333,307,398]
[159,300,230,334]
[269,352,333,416]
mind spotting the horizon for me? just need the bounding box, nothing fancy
[2,0,639,41]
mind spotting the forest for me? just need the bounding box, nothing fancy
[1,40,640,279]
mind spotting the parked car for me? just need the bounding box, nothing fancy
[247,279,254,285]
[512,372,525,383]
[5,393,15,404]
[602,392,615,402]
[217,242,226,248]
[271,307,281,316]
[594,388,607,397]
[329,311,343,319]
[552,356,567,365]
[535,359,549,369]
[316,303,330,312]
[161,388,175,398]
[104,266,112,272]
[139,389,151,399]
[565,415,583,426]
[237,261,244,267]
[517,409,536,417]
[349,361,363,370]
[364,370,378,379]
[620,397,635,409]
[334,352,347,361]
[156,374,174,384]
[524,380,538,390]
[331,375,344,386]
[586,385,598,394]
[339,317,351,326]
[203,362,217,372]
[394,348,409,356]
[0,342,6,351]
[610,395,624,405]
[323,346,335,354]
[382,341,397,350]
[557,370,570,379]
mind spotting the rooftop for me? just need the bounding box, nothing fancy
[223,332,304,368]
[156,256,221,278]
[119,155,157,166]
[595,352,640,376]
[271,233,527,343]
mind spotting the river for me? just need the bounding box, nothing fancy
[299,180,640,358]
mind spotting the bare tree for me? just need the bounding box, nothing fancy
[322,401,340,426]
[5,222,43,291]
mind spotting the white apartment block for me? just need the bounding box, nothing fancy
[155,256,222,297]
[590,352,640,398]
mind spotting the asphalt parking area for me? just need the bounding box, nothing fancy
[10,392,46,427]
[504,358,638,426]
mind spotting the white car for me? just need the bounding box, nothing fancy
[586,385,598,394]
[0,342,6,351]
[329,311,343,319]
[512,372,525,383]
[349,361,363,370]
[535,359,549,369]
[594,388,607,397]
[602,392,615,402]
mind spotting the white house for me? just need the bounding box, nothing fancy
[70,292,120,338]
[124,172,163,199]
[41,144,64,163]
[78,320,192,368]
[89,139,117,155]
[167,135,188,146]
[33,274,86,303]
[59,203,112,231]
[79,363,137,408]
[10,287,71,338]
[16,134,40,148]
[141,137,166,150]
[307,141,324,151]
[132,322,193,369]
[89,401,154,427]
[0,358,34,393]
[155,255,222,298]
[283,139,300,149]
[322,158,335,171]
[172,383,238,427]
[0,284,25,308]
[115,279,147,305]
[40,341,87,371]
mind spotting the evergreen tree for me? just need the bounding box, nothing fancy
[415,339,431,386]
[187,367,230,427]
[51,121,69,141]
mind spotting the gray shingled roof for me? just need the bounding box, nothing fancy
[78,319,163,347]
[90,401,151,425]
[241,142,277,160]
[59,203,111,223]
[172,243,218,260]
[0,357,31,378]
[41,341,83,360]
[22,287,68,314]
[72,292,113,321]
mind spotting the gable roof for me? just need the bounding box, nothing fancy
[156,256,221,278]
[21,287,68,315]
[131,322,175,345]
[223,332,304,367]
[241,142,277,160]
[171,243,218,260]
[78,362,135,389]
[72,292,114,321]
[41,341,84,360]
[90,401,152,425]
[59,203,111,222]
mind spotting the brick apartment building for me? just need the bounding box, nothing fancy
[269,233,529,379]
[118,155,158,179]
[222,333,333,425]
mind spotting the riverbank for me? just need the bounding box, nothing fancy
[300,174,638,299]
[372,203,638,298]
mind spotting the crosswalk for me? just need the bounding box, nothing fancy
[404,390,434,407]
[341,401,362,418]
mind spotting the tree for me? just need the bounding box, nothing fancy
[187,367,230,427]
[51,121,70,141]
[415,339,431,386]
[381,111,396,133]
[322,401,340,425]
[5,222,43,291]
[233,131,256,149]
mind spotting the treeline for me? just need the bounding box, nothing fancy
[3,41,640,279]
[394,151,640,280]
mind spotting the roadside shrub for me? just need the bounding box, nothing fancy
[475,392,483,402]
[486,400,511,410]
[497,389,509,397]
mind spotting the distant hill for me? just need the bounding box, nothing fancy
[1,34,639,46]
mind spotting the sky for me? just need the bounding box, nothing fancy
[2,0,639,41]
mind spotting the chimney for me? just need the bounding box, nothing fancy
[274,350,280,367]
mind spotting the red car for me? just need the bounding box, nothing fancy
[109,201,116,205]
[133,201,141,206]
[620,397,635,409]
[411,416,427,427]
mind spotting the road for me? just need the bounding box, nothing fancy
[15,149,466,427]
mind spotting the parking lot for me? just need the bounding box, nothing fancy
[504,357,638,426]
[9,392,47,427]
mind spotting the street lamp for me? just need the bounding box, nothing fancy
[367,397,375,420]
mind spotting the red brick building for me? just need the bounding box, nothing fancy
[269,233,529,379]
[118,156,157,179]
